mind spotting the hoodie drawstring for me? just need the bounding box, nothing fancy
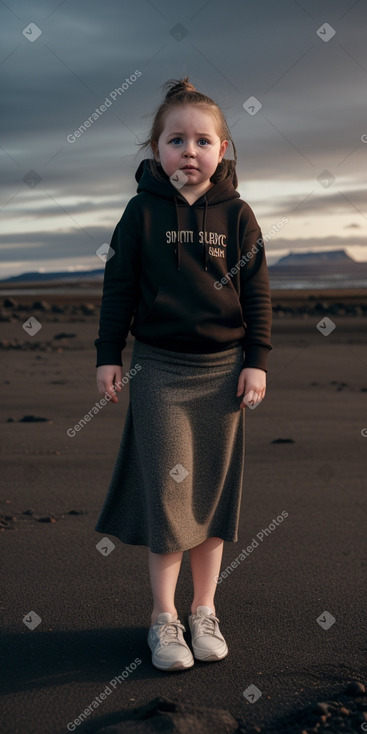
[174,195,209,272]
[203,197,208,271]
[174,197,181,271]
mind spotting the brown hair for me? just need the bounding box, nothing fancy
[136,76,238,189]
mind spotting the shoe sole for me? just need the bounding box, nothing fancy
[192,646,228,662]
[151,657,194,671]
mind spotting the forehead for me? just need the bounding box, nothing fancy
[162,105,217,134]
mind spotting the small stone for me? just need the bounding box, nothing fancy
[339,706,350,716]
[18,415,50,422]
[271,438,295,444]
[314,702,329,715]
[37,516,56,523]
[32,300,51,311]
[22,509,34,515]
[6,417,15,422]
[346,681,365,696]
[3,297,18,308]
[53,332,76,340]
[80,303,95,315]
[0,311,12,322]
[0,515,16,529]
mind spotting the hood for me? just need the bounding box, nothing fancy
[135,158,240,271]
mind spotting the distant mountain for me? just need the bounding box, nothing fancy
[0,268,104,283]
[273,250,355,267]
[268,248,367,287]
[1,250,367,289]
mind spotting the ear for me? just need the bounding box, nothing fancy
[218,139,229,162]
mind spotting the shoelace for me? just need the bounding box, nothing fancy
[195,613,220,636]
[156,619,186,646]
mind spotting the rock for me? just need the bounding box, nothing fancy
[18,415,50,422]
[22,509,34,515]
[0,514,16,529]
[53,332,76,340]
[37,516,56,523]
[0,310,12,322]
[32,300,51,311]
[3,297,18,308]
[346,681,365,696]
[313,702,329,715]
[80,302,95,315]
[51,305,66,313]
[271,438,295,444]
[92,696,239,733]
[6,417,15,422]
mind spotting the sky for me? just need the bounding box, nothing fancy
[1,0,367,278]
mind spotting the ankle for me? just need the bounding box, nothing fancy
[191,602,215,616]
[151,608,178,625]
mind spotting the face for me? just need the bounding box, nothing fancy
[152,105,228,188]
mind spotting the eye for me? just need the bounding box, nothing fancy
[169,137,182,145]
[198,139,210,146]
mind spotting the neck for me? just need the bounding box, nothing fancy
[179,181,214,205]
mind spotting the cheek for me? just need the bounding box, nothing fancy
[166,147,179,160]
[159,146,170,160]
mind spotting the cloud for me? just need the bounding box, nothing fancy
[1,0,366,276]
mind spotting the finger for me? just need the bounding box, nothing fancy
[105,383,119,403]
[236,375,245,396]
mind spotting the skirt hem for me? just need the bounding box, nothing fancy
[94,525,238,553]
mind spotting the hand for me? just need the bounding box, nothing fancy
[236,367,266,409]
[96,365,122,404]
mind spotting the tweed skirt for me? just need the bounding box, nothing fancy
[94,338,246,553]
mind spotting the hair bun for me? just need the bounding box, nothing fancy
[163,76,197,100]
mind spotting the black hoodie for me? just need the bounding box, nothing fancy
[94,159,273,371]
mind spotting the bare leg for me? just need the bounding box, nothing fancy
[189,537,224,615]
[148,548,183,625]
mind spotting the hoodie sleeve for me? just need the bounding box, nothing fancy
[239,207,273,372]
[94,198,141,368]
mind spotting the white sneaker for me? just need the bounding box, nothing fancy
[147,612,194,671]
[188,605,228,661]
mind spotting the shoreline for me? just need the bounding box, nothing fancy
[1,287,367,310]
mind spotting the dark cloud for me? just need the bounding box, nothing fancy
[1,0,366,275]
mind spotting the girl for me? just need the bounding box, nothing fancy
[94,77,272,672]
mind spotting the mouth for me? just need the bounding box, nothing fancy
[181,166,197,171]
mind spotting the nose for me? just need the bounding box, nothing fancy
[183,140,196,157]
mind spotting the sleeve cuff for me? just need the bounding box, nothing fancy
[95,342,123,368]
[241,344,272,372]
